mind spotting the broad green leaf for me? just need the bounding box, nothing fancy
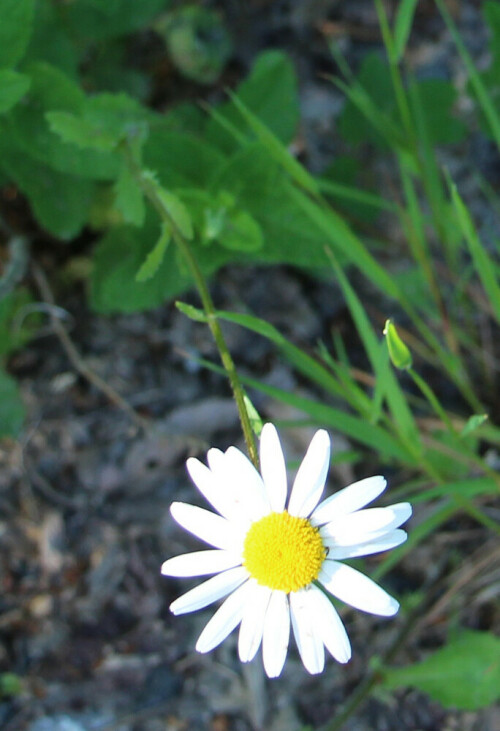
[0,368,25,438]
[63,0,167,42]
[46,111,117,151]
[228,91,318,194]
[217,208,263,252]
[0,139,94,239]
[412,79,467,144]
[0,70,30,113]
[6,63,119,180]
[136,223,171,282]
[47,93,151,152]
[205,50,300,153]
[0,0,35,69]
[382,631,500,710]
[24,0,78,77]
[90,219,231,313]
[208,144,332,268]
[393,0,418,62]
[114,162,145,226]
[143,127,226,188]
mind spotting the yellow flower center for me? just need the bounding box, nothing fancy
[242,511,326,593]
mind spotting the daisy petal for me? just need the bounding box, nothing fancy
[319,561,399,617]
[324,529,408,559]
[196,580,253,653]
[170,566,249,615]
[321,503,412,545]
[161,549,242,577]
[288,430,331,518]
[308,585,351,663]
[262,591,290,678]
[310,476,387,526]
[187,455,253,526]
[259,423,287,512]
[224,447,270,517]
[170,502,242,551]
[238,582,272,663]
[289,589,325,675]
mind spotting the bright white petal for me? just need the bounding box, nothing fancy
[238,581,272,663]
[324,529,408,560]
[321,503,412,545]
[224,447,271,518]
[196,580,253,653]
[319,561,399,617]
[205,449,257,525]
[259,423,287,512]
[288,430,331,518]
[262,591,290,678]
[161,549,242,577]
[289,589,325,675]
[170,566,249,615]
[170,502,242,551]
[310,476,387,526]
[308,585,351,663]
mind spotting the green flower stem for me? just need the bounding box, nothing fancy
[127,151,259,468]
[408,367,458,437]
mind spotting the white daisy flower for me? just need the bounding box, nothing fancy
[162,424,411,678]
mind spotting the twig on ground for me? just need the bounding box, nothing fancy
[32,263,149,431]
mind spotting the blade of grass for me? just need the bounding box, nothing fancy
[393,0,419,62]
[449,179,500,324]
[435,0,500,150]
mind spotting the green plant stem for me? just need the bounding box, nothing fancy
[408,367,458,437]
[126,151,259,468]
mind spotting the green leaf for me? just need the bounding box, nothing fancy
[205,50,300,153]
[0,139,94,239]
[143,126,226,188]
[136,223,171,281]
[114,162,145,226]
[208,144,331,268]
[0,70,30,113]
[90,219,231,313]
[46,111,118,151]
[154,184,193,240]
[460,413,488,437]
[5,63,119,180]
[383,319,413,369]
[393,0,418,62]
[0,0,35,69]
[382,631,500,710]
[0,368,25,438]
[217,207,263,252]
[176,301,207,322]
[63,0,167,42]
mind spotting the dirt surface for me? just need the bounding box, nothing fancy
[1,2,499,729]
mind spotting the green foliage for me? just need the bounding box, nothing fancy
[383,319,413,370]
[0,0,35,69]
[338,52,467,148]
[155,5,232,84]
[0,70,30,114]
[382,631,500,710]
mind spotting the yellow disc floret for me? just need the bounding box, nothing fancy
[242,511,326,593]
